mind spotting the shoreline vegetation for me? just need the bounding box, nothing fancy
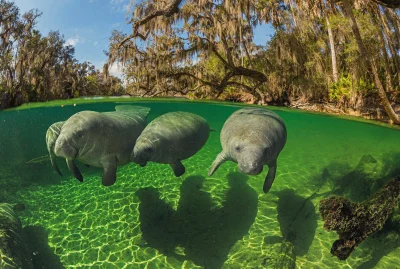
[5,96,400,131]
[1,0,400,126]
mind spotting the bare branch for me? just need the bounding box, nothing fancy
[119,0,184,48]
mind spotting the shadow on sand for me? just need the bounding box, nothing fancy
[135,172,258,269]
[22,225,65,269]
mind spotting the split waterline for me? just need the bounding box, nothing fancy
[1,99,399,268]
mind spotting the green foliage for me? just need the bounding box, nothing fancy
[0,0,124,109]
[356,78,375,94]
[329,75,352,103]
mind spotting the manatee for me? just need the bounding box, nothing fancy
[131,111,212,177]
[54,105,150,186]
[46,121,64,176]
[208,108,287,193]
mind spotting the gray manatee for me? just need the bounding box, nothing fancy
[131,111,212,177]
[54,105,150,186]
[46,121,64,176]
[208,108,287,193]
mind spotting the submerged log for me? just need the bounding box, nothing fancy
[319,176,400,260]
[0,203,33,269]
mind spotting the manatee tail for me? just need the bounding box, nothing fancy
[208,152,228,176]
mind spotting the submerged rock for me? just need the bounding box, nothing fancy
[0,203,33,269]
[319,176,400,260]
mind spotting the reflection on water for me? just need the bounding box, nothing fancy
[0,101,399,268]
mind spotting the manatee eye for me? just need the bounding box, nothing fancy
[76,131,84,138]
[235,146,242,152]
[145,147,153,153]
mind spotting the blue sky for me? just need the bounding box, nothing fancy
[13,0,274,76]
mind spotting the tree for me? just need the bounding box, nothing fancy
[341,0,400,124]
[108,0,269,100]
[0,0,125,109]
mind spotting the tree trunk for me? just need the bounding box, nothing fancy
[342,0,399,124]
[378,8,400,88]
[372,6,394,91]
[377,26,394,92]
[326,15,339,83]
[385,8,400,48]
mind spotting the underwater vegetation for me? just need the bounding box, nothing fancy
[320,176,400,260]
[0,203,33,269]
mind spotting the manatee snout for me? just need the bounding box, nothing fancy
[130,148,148,167]
[54,136,77,159]
[238,161,264,175]
[237,150,264,175]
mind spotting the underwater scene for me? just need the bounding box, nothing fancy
[1,100,400,269]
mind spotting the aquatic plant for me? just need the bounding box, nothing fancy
[0,203,33,269]
[319,176,400,260]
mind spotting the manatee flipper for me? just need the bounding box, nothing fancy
[170,161,185,177]
[50,153,63,176]
[208,152,228,176]
[101,156,118,186]
[66,159,83,182]
[263,159,277,193]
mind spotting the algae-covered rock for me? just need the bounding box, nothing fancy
[0,203,33,269]
[319,176,400,260]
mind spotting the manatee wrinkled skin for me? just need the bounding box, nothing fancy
[131,111,211,177]
[46,121,64,176]
[0,203,33,269]
[54,105,150,186]
[208,108,287,193]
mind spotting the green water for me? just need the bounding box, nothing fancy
[1,100,400,269]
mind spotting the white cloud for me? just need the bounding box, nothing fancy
[110,0,131,13]
[110,0,124,4]
[64,36,80,47]
[109,62,124,78]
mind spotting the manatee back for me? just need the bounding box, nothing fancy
[102,105,151,128]
[142,111,210,162]
[46,121,64,153]
[221,108,287,153]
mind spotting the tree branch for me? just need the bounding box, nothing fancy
[165,72,218,88]
[119,0,184,48]
[371,0,400,8]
